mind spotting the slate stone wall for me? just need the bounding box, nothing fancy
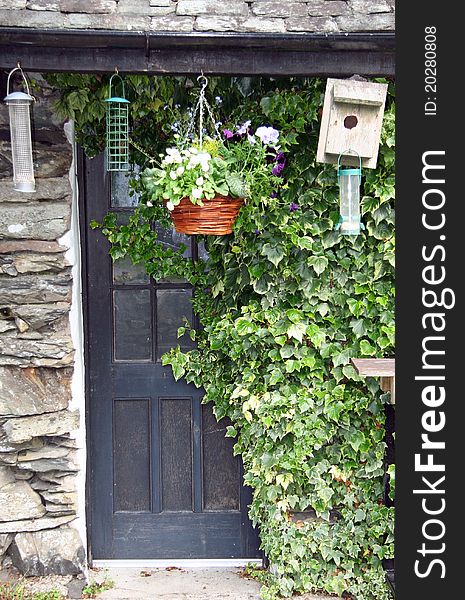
[0,0,395,33]
[0,75,85,576]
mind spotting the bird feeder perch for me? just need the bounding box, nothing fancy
[3,65,35,193]
[105,73,130,172]
[317,78,388,169]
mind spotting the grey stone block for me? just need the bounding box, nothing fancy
[0,333,75,367]
[2,409,80,444]
[0,480,46,522]
[237,16,286,33]
[18,446,71,463]
[0,514,76,534]
[0,200,70,241]
[66,11,150,29]
[9,527,85,576]
[348,0,392,13]
[26,0,60,10]
[0,0,26,8]
[16,456,78,473]
[0,177,71,204]
[286,16,339,32]
[0,367,72,417]
[1,303,69,334]
[0,240,66,253]
[336,12,394,30]
[0,252,69,276]
[252,1,308,18]
[0,533,13,557]
[150,0,173,5]
[0,9,66,27]
[0,466,15,488]
[307,1,351,16]
[194,16,242,32]
[0,140,72,180]
[177,0,249,17]
[117,0,175,15]
[59,0,116,13]
[150,15,194,31]
[0,272,71,304]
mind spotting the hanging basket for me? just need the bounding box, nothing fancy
[168,196,245,235]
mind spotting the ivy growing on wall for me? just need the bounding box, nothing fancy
[46,74,395,599]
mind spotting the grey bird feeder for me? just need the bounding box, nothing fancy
[4,65,36,192]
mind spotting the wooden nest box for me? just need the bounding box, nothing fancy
[317,78,388,169]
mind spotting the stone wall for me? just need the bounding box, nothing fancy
[0,75,85,575]
[0,0,395,33]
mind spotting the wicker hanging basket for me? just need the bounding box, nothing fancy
[168,196,245,235]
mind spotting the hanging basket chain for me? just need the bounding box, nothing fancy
[184,75,223,150]
[128,75,221,163]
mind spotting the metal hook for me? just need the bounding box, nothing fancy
[197,74,208,91]
[6,64,31,97]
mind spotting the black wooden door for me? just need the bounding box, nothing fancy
[81,154,260,560]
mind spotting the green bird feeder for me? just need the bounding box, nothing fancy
[105,73,130,172]
[335,149,365,235]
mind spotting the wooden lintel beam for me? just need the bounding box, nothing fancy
[0,30,395,76]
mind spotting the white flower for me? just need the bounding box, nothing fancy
[166,147,182,163]
[201,162,209,173]
[255,126,280,146]
[146,201,153,207]
[176,166,185,176]
[196,176,204,186]
[164,155,174,165]
[190,147,199,154]
[166,201,175,211]
[247,134,256,145]
[192,188,203,200]
[170,171,177,180]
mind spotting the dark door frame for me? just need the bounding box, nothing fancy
[78,152,261,562]
[2,27,394,562]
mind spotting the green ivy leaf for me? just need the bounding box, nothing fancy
[308,255,328,275]
[235,317,257,336]
[262,243,285,267]
[287,323,307,343]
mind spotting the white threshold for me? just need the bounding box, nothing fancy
[92,559,262,569]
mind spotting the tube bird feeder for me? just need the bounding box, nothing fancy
[4,65,35,193]
[105,73,130,172]
[335,150,365,235]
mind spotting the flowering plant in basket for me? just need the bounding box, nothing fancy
[138,122,286,234]
[140,139,246,211]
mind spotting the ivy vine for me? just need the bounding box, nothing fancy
[46,74,395,600]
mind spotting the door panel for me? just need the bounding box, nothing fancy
[81,153,260,559]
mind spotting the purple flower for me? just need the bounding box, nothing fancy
[289,202,299,212]
[272,163,285,176]
[223,129,234,140]
[255,229,261,235]
[270,191,278,198]
[237,120,251,136]
[276,151,286,164]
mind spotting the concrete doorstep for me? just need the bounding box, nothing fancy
[89,567,339,600]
